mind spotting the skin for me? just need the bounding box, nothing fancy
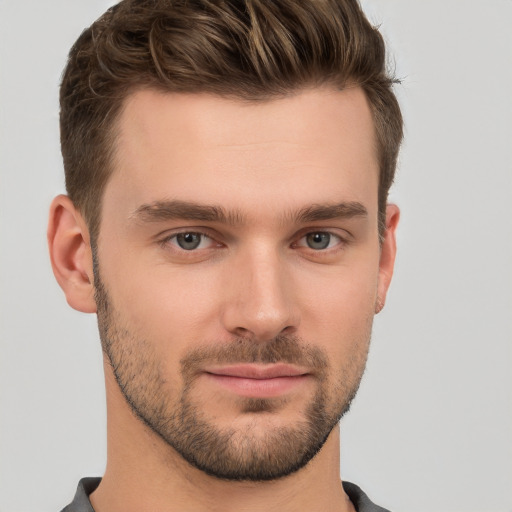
[48,86,399,512]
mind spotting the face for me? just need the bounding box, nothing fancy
[94,87,389,480]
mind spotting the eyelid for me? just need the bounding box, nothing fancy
[158,229,222,250]
[293,227,351,244]
[155,226,351,253]
[295,231,343,249]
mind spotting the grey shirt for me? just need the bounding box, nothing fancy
[61,477,392,512]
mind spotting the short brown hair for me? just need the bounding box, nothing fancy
[60,0,403,242]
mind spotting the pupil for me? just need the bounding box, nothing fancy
[177,233,201,250]
[307,232,330,250]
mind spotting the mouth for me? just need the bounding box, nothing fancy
[203,363,311,398]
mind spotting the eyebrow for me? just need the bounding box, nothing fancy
[131,199,367,225]
[132,200,244,225]
[293,202,368,223]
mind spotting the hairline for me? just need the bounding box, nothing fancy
[87,80,383,247]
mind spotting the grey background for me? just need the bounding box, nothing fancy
[1,1,511,511]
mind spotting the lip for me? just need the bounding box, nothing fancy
[206,363,308,379]
[203,364,310,398]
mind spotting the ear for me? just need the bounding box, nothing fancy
[47,194,97,313]
[375,204,400,314]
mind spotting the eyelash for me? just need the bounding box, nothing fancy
[159,230,218,250]
[292,231,345,251]
[158,229,349,255]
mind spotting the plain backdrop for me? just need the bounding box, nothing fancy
[1,1,511,511]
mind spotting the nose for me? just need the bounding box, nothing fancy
[220,246,300,341]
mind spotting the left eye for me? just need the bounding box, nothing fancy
[171,232,212,251]
[298,232,341,250]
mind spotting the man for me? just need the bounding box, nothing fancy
[48,0,402,510]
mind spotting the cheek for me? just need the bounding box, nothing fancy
[297,261,378,360]
[301,262,379,325]
[103,259,223,355]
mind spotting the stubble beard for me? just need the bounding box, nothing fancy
[93,265,371,481]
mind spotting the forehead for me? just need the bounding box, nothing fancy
[106,86,379,222]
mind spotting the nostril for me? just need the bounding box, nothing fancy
[231,323,297,342]
[232,326,251,338]
[281,325,296,335]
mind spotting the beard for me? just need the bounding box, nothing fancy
[94,263,371,482]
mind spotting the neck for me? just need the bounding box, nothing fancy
[91,369,355,512]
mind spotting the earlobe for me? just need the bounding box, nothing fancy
[375,204,400,314]
[47,194,97,313]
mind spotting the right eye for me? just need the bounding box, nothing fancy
[165,232,214,251]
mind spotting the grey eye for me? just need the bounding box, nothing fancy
[176,232,203,250]
[306,232,331,250]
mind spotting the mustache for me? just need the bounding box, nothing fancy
[180,334,328,379]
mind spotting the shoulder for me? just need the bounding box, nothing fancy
[60,477,100,512]
[343,481,392,512]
